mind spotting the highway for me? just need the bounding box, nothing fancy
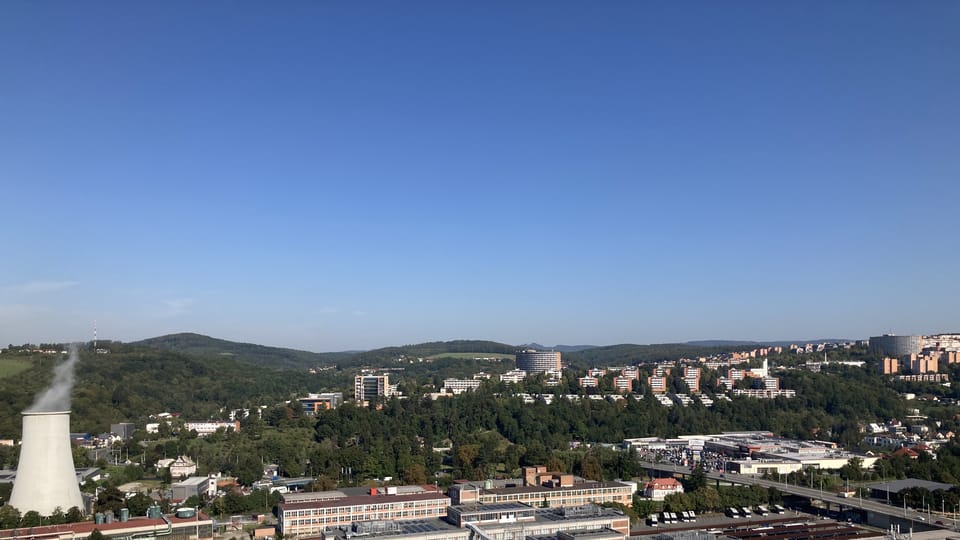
[637,461,955,529]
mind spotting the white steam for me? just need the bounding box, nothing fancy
[27,344,79,412]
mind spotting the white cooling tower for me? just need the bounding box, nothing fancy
[9,411,84,515]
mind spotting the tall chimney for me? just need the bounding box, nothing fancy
[9,411,84,515]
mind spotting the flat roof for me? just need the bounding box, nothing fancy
[280,491,450,511]
[482,480,629,496]
[0,513,212,539]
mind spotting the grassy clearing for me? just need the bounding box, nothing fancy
[425,352,515,361]
[0,357,34,379]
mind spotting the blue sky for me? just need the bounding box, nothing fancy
[1,2,957,351]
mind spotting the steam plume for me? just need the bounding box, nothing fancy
[27,344,79,412]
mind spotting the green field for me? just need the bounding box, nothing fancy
[425,352,515,361]
[0,357,34,379]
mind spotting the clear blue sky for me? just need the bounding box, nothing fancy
[1,2,957,351]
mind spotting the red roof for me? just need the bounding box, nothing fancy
[646,478,682,489]
[892,447,919,458]
[0,513,210,540]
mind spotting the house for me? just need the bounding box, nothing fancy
[891,447,920,460]
[157,455,198,479]
[644,477,684,500]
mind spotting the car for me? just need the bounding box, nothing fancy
[935,520,945,526]
[918,517,926,521]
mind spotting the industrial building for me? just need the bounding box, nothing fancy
[320,503,629,540]
[448,467,634,508]
[0,510,214,540]
[516,349,562,373]
[278,486,450,538]
[171,476,218,502]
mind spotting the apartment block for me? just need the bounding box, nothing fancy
[613,376,633,393]
[647,375,667,394]
[682,367,701,393]
[578,376,599,389]
[354,374,396,404]
[442,379,481,394]
[880,357,900,375]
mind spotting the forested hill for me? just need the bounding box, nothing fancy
[347,340,517,366]
[130,333,355,369]
[0,348,333,437]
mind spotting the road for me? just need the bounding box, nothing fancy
[637,461,953,528]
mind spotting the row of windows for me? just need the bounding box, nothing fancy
[283,508,446,533]
[284,500,447,517]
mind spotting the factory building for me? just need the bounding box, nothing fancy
[278,486,450,538]
[448,466,634,508]
[320,503,629,540]
[0,510,214,540]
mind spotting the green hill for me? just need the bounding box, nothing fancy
[347,340,517,367]
[130,332,355,369]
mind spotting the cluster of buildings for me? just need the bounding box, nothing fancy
[277,465,632,540]
[862,410,955,450]
[873,334,960,376]
[307,346,804,409]
[623,431,878,476]
[142,420,239,437]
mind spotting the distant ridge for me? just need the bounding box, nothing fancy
[685,338,854,347]
[130,332,355,369]
[521,343,597,353]
[350,340,516,366]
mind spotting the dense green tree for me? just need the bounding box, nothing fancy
[0,505,21,529]
[20,510,41,527]
[95,486,125,514]
[685,465,708,492]
[65,506,84,523]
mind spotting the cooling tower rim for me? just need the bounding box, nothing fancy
[21,410,71,416]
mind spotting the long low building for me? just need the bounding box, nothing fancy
[0,511,213,540]
[449,467,634,508]
[278,488,450,538]
[320,503,630,540]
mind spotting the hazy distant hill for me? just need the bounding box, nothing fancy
[686,338,854,347]
[522,343,597,353]
[130,332,355,369]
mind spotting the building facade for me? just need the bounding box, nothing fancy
[299,392,344,414]
[278,490,450,538]
[869,335,923,357]
[354,374,395,404]
[516,349,562,373]
[442,379,481,394]
[183,421,240,437]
